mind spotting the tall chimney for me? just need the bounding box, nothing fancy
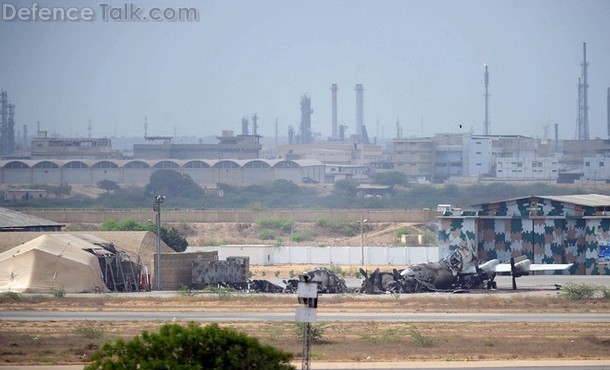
[331,83,338,139]
[484,65,490,135]
[554,123,559,152]
[355,84,364,142]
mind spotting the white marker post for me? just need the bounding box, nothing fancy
[295,276,318,370]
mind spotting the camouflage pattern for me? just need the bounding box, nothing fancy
[438,196,610,275]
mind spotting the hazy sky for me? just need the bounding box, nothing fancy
[1,0,609,141]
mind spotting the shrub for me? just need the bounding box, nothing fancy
[293,322,326,343]
[408,326,435,347]
[73,321,107,341]
[394,226,410,238]
[289,232,305,242]
[257,217,294,233]
[258,229,276,240]
[50,287,65,298]
[85,323,295,370]
[560,283,597,300]
[0,291,21,302]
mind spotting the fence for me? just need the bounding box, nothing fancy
[188,245,440,266]
[22,208,437,224]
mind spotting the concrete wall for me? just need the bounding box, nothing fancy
[192,245,439,266]
[155,251,217,290]
[192,256,249,286]
[23,209,437,224]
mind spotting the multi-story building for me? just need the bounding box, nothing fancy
[31,131,119,160]
[133,130,262,160]
[496,156,559,180]
[391,137,436,182]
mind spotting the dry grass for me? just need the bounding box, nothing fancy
[1,319,609,365]
[1,293,610,365]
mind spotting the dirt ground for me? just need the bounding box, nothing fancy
[1,292,609,366]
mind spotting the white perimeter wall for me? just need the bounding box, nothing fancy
[187,245,440,266]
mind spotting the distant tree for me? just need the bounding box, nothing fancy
[101,217,188,252]
[97,180,120,193]
[332,179,359,196]
[145,169,204,199]
[85,322,295,370]
[161,226,188,252]
[371,171,406,186]
[271,179,300,194]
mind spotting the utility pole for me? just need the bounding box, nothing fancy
[153,195,165,290]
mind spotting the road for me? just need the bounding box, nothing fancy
[1,361,609,370]
[1,310,609,322]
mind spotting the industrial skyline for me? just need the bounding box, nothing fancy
[0,0,609,141]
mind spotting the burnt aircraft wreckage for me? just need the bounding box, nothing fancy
[191,242,571,294]
[359,242,573,294]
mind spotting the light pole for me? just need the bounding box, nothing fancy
[360,218,368,265]
[153,195,165,290]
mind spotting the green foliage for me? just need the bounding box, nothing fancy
[258,229,276,240]
[316,219,358,236]
[371,171,406,186]
[293,322,326,343]
[560,283,605,300]
[395,226,410,238]
[145,169,204,199]
[360,327,402,344]
[422,230,437,245]
[85,322,295,370]
[97,179,120,193]
[177,284,197,296]
[50,287,65,298]
[408,326,435,347]
[0,291,21,302]
[161,226,189,252]
[289,232,305,242]
[332,179,359,197]
[101,217,187,252]
[256,217,294,233]
[73,321,108,341]
[101,217,149,231]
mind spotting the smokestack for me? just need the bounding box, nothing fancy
[554,123,559,152]
[355,84,364,142]
[582,42,589,140]
[23,124,28,147]
[484,64,490,135]
[252,113,258,136]
[331,83,338,139]
[241,116,249,135]
[300,94,313,144]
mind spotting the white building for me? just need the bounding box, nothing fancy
[496,157,559,180]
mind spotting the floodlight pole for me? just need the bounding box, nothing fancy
[360,217,368,265]
[153,195,165,290]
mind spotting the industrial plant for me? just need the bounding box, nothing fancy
[1,42,610,189]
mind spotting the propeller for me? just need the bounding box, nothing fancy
[510,257,517,290]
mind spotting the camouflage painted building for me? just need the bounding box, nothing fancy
[438,194,610,275]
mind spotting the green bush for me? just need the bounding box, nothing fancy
[50,287,65,298]
[0,291,21,302]
[258,229,276,240]
[560,283,598,300]
[394,226,410,238]
[316,219,358,236]
[85,322,295,370]
[408,326,435,347]
[73,321,108,341]
[257,217,294,233]
[293,322,326,343]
